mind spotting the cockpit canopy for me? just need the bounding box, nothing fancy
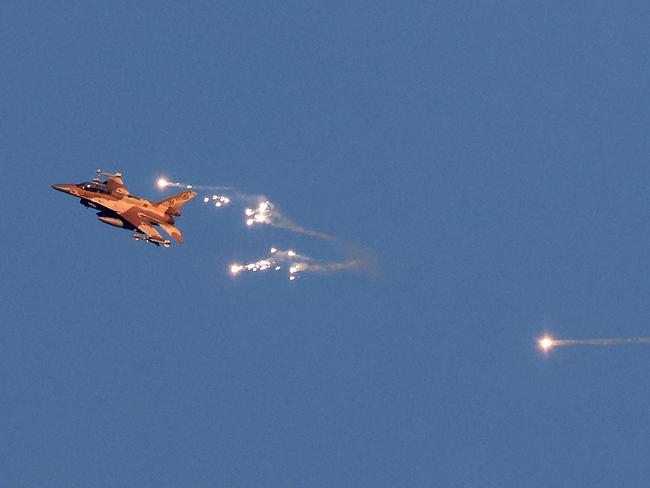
[77,181,110,194]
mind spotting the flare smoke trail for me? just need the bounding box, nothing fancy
[157,177,232,192]
[539,335,650,351]
[243,200,335,240]
[230,247,362,281]
[157,176,334,240]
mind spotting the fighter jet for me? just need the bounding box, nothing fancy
[51,170,197,247]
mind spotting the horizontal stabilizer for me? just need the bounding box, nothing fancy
[159,223,185,244]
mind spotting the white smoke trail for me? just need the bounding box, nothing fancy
[552,338,650,346]
[157,177,232,191]
[539,335,650,351]
[230,247,362,281]
[243,200,335,240]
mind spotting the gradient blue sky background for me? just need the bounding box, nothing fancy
[3,2,650,486]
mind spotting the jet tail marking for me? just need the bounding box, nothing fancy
[156,191,197,213]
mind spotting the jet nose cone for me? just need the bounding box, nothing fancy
[51,184,74,194]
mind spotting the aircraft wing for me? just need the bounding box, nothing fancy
[119,207,167,244]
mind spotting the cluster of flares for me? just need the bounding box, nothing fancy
[203,195,231,207]
[538,335,650,352]
[157,175,334,239]
[230,247,361,281]
[193,184,334,240]
[230,248,299,281]
[245,201,273,227]
[158,175,649,354]
[156,175,650,364]
[237,196,334,240]
[157,174,361,282]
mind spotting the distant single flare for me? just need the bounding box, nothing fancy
[539,336,554,351]
[538,335,650,352]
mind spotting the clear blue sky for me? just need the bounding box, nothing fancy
[2,2,650,486]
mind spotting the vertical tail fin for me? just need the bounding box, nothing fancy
[156,191,197,214]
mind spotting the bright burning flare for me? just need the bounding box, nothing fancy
[157,178,170,188]
[539,336,554,351]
